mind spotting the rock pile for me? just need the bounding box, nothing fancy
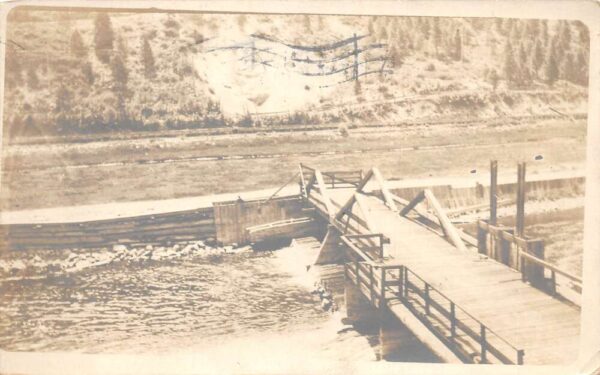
[0,240,253,279]
[312,281,338,313]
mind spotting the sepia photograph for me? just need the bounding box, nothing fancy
[0,1,598,374]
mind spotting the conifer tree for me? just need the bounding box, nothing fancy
[533,40,544,75]
[111,54,128,91]
[94,13,114,63]
[453,29,462,61]
[82,62,95,85]
[27,67,39,89]
[303,15,311,33]
[70,30,87,58]
[518,43,531,86]
[117,35,128,62]
[488,69,499,91]
[545,42,559,86]
[575,51,588,85]
[503,42,518,85]
[141,37,156,79]
[432,18,442,57]
[541,21,549,46]
[560,21,571,51]
[561,52,575,82]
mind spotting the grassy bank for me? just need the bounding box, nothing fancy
[0,119,586,210]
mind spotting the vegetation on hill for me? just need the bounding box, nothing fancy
[3,8,590,138]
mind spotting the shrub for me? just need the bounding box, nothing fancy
[338,124,349,137]
[163,18,180,29]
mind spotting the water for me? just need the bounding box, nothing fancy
[0,246,332,354]
[0,241,440,365]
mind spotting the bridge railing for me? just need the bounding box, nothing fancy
[341,233,389,262]
[299,164,363,190]
[401,266,524,365]
[321,170,364,189]
[343,260,525,365]
[477,220,582,296]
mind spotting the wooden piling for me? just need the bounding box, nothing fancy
[516,163,526,237]
[490,160,498,226]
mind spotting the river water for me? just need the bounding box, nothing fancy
[0,240,439,364]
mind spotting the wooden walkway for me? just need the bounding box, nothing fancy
[300,164,580,366]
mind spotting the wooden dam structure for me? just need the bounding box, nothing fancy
[276,163,580,366]
[0,162,583,366]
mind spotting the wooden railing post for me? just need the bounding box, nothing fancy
[398,266,404,297]
[403,268,408,298]
[521,246,527,282]
[380,267,386,308]
[369,264,375,302]
[480,325,487,363]
[517,349,525,365]
[526,240,545,289]
[424,283,431,315]
[450,302,456,338]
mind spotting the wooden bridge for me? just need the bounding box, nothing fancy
[298,164,581,366]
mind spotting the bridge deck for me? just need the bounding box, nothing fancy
[325,188,580,365]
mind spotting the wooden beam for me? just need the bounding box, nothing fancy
[335,194,357,221]
[354,193,377,232]
[372,167,398,212]
[399,190,426,216]
[355,168,374,192]
[305,173,316,196]
[446,198,513,217]
[314,169,336,218]
[298,164,307,197]
[423,189,468,252]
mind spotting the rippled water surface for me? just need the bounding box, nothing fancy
[0,249,329,353]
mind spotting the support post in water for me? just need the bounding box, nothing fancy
[490,160,498,226]
[516,162,526,237]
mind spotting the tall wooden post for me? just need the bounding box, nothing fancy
[490,160,498,226]
[353,33,359,80]
[477,221,488,255]
[516,162,526,237]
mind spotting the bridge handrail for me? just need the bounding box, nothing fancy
[403,266,524,364]
[520,251,582,286]
[340,234,387,264]
[345,261,524,364]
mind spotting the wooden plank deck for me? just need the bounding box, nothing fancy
[326,188,580,366]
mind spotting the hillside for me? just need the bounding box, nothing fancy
[3,8,590,138]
